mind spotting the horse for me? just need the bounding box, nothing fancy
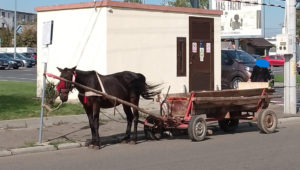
[56,66,160,149]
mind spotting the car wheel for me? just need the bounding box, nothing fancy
[230,77,244,89]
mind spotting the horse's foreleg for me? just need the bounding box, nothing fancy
[82,104,96,147]
[122,105,133,143]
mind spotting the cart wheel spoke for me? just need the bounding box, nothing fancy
[188,116,207,142]
[257,109,278,134]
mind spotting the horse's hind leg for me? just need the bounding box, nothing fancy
[131,96,140,144]
[122,105,133,143]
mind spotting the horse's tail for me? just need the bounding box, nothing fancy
[136,74,161,100]
[141,83,161,100]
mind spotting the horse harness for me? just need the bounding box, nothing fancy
[79,72,107,103]
[57,71,107,104]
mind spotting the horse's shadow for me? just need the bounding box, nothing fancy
[47,121,280,150]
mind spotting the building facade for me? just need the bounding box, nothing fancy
[0,8,36,30]
[35,0,222,100]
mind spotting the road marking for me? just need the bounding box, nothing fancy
[0,77,36,81]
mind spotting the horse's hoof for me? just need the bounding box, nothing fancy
[120,140,128,144]
[93,145,100,150]
[129,140,137,145]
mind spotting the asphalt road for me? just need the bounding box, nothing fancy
[0,120,300,170]
[0,67,36,82]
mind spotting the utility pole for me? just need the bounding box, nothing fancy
[284,0,297,114]
[13,0,17,59]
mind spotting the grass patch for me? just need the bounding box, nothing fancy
[274,75,300,83]
[21,141,38,148]
[49,139,76,149]
[0,81,84,120]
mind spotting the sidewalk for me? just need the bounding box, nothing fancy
[0,100,299,157]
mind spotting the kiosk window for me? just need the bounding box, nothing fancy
[177,37,186,77]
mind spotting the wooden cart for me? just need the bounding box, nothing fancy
[144,88,281,141]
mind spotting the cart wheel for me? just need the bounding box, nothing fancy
[218,119,239,132]
[257,109,278,134]
[144,116,162,140]
[188,115,207,142]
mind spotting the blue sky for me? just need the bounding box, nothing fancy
[0,0,285,37]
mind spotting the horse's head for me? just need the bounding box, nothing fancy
[57,66,77,102]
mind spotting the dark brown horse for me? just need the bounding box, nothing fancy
[56,67,160,149]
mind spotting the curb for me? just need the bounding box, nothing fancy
[0,134,146,157]
[0,150,12,157]
[10,145,56,155]
[57,143,81,150]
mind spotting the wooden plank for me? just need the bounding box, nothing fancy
[193,88,269,97]
[193,94,281,102]
[238,82,269,90]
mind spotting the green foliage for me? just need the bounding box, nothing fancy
[168,0,208,8]
[124,0,142,3]
[0,28,13,47]
[168,0,191,7]
[17,27,37,48]
[199,0,209,9]
[297,6,300,38]
[45,82,58,107]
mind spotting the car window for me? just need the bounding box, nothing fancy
[235,51,256,63]
[221,52,230,65]
[269,56,276,59]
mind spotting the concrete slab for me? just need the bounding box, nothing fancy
[11,145,56,155]
[57,143,81,150]
[0,150,12,157]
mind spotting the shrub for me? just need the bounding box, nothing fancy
[45,82,58,107]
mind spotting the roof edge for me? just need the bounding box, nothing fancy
[34,0,222,16]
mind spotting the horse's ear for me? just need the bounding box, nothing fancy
[57,67,63,72]
[71,66,77,71]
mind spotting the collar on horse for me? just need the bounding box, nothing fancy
[79,72,106,104]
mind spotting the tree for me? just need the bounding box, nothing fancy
[168,0,191,7]
[168,0,208,8]
[0,28,13,47]
[297,6,300,38]
[198,0,209,9]
[16,25,37,48]
[124,0,142,3]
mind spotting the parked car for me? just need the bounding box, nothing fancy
[5,53,35,67]
[21,52,37,61]
[221,50,256,89]
[17,53,36,66]
[0,58,9,69]
[0,53,22,69]
[263,55,285,66]
[251,54,261,59]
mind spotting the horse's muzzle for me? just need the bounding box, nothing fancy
[59,89,70,102]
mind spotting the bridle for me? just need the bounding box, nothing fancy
[56,71,77,95]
